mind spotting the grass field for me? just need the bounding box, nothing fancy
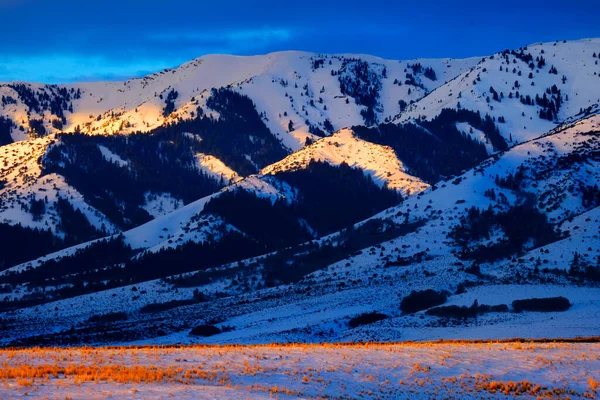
[0,340,599,399]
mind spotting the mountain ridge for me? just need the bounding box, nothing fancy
[0,38,599,346]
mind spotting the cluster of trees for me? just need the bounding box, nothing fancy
[450,203,560,263]
[203,188,312,250]
[0,228,268,311]
[0,116,14,145]
[5,84,77,121]
[582,184,600,208]
[489,86,501,102]
[29,119,46,136]
[202,161,402,251]
[121,232,262,285]
[348,312,388,328]
[311,58,325,70]
[568,252,600,282]
[517,85,563,121]
[512,297,570,312]
[503,49,533,64]
[408,63,424,74]
[162,89,178,117]
[537,85,562,121]
[353,108,497,183]
[495,165,526,190]
[54,197,104,243]
[28,197,45,221]
[190,325,221,337]
[403,73,425,90]
[51,118,64,131]
[6,84,41,113]
[275,161,402,235]
[259,218,422,287]
[423,67,437,81]
[337,59,382,125]
[406,63,436,81]
[426,301,508,319]
[0,235,132,288]
[306,121,326,138]
[423,108,508,152]
[1,95,17,106]
[203,88,290,173]
[135,100,288,177]
[44,131,223,230]
[0,223,67,272]
[400,289,448,313]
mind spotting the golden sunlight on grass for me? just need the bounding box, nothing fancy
[0,340,598,399]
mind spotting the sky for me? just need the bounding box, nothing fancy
[1,0,598,83]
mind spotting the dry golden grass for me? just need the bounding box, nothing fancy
[0,340,597,398]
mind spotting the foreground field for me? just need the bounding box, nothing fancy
[0,341,599,399]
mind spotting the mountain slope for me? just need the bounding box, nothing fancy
[261,128,428,195]
[0,51,479,150]
[398,38,600,145]
[1,39,600,346]
[1,111,599,345]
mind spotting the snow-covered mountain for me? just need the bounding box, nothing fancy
[1,38,600,346]
[0,50,479,237]
[0,51,478,149]
[398,38,600,145]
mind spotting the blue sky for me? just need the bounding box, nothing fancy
[1,0,598,83]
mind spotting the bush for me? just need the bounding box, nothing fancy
[190,324,221,337]
[400,289,447,314]
[426,302,508,319]
[512,297,571,312]
[348,312,388,328]
[87,312,128,324]
[140,298,205,314]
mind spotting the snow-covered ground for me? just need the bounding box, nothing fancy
[0,342,598,399]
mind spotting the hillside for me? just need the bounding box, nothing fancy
[0,39,599,346]
[398,38,600,145]
[1,111,598,345]
[0,51,478,149]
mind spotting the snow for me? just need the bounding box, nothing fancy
[194,153,240,184]
[0,136,116,234]
[399,38,600,147]
[98,144,128,167]
[142,192,183,218]
[261,128,429,195]
[0,50,478,153]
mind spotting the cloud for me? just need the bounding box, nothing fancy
[149,28,292,43]
[0,55,172,83]
[145,27,294,55]
[0,26,297,82]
